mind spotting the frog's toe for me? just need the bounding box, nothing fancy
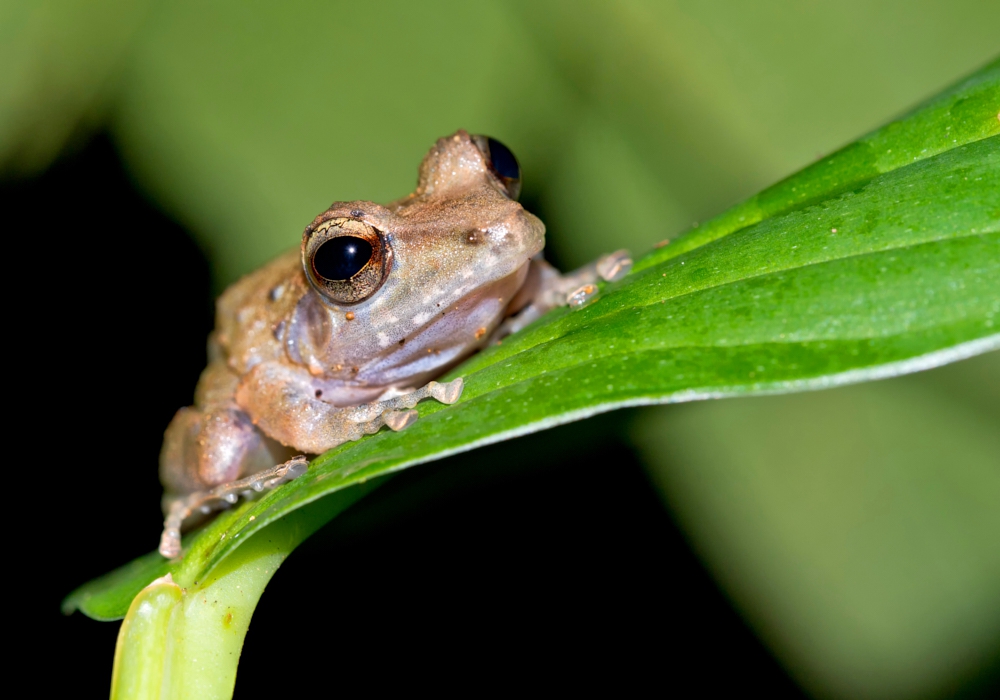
[384,408,419,431]
[159,523,183,559]
[428,377,464,404]
[567,284,598,308]
[596,249,633,282]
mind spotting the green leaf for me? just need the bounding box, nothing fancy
[634,57,1000,268]
[65,61,1000,620]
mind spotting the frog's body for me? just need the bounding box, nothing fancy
[158,131,630,558]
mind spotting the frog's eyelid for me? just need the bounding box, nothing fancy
[470,134,522,201]
[303,219,391,305]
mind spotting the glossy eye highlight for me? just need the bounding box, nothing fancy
[313,237,373,281]
[303,218,391,304]
[471,134,522,201]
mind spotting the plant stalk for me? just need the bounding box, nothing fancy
[110,486,374,699]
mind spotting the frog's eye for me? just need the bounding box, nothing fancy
[471,134,522,201]
[314,237,372,280]
[303,218,391,304]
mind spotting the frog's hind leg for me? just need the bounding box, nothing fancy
[158,375,465,557]
[159,456,308,558]
[158,400,302,559]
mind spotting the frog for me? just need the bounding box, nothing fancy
[158,130,631,558]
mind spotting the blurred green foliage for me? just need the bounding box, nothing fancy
[7,2,999,698]
[635,350,1000,699]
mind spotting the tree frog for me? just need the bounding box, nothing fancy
[158,130,631,558]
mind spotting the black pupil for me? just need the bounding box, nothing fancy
[487,137,520,181]
[313,237,373,280]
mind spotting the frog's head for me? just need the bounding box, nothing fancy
[295,130,545,390]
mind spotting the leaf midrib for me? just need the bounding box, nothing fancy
[455,228,997,396]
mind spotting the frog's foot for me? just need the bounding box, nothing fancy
[343,378,465,437]
[543,249,633,298]
[562,249,632,309]
[237,364,466,454]
[159,455,309,559]
[493,251,633,338]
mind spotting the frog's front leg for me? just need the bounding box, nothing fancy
[498,249,633,337]
[235,362,464,454]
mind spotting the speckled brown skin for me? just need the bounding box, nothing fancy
[158,130,631,558]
